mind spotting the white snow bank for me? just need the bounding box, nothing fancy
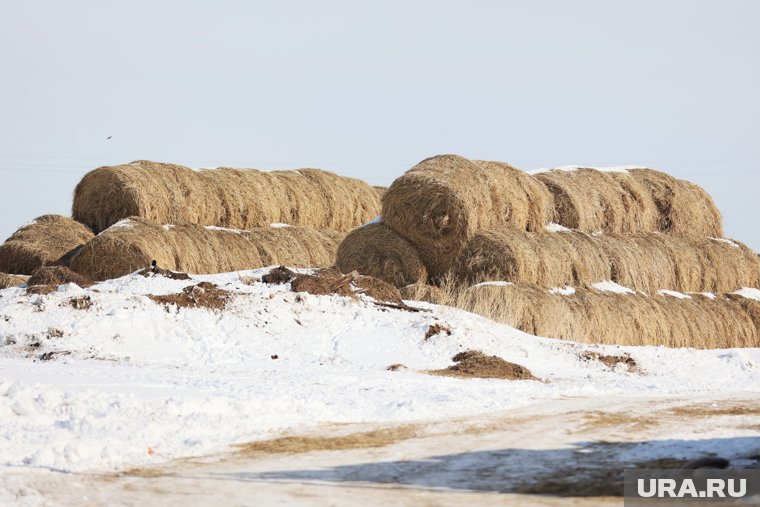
[734,287,760,301]
[591,281,635,294]
[0,270,758,474]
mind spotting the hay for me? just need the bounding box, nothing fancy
[0,215,94,275]
[399,283,452,305]
[628,169,723,237]
[454,228,760,294]
[381,155,553,278]
[0,273,29,289]
[69,218,344,281]
[533,169,660,233]
[335,223,428,287]
[27,266,93,288]
[456,283,760,348]
[72,160,381,233]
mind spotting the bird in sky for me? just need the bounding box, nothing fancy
[107,136,112,140]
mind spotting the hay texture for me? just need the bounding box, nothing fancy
[534,167,722,236]
[455,228,760,294]
[381,155,553,277]
[69,218,344,281]
[456,283,759,348]
[0,273,29,289]
[335,223,428,287]
[27,266,93,288]
[399,283,452,305]
[72,160,381,233]
[0,215,94,275]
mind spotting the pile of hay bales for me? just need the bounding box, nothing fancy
[455,228,760,294]
[0,215,94,275]
[73,160,381,233]
[455,283,759,348]
[69,217,345,281]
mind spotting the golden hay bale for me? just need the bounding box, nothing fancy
[72,161,381,233]
[335,223,428,287]
[399,283,452,305]
[0,273,29,289]
[456,283,759,348]
[69,217,344,281]
[0,215,94,275]
[626,168,723,237]
[27,265,94,288]
[533,168,660,233]
[381,155,553,278]
[454,228,760,294]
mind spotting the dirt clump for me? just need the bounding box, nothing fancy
[262,266,297,284]
[138,264,191,280]
[424,323,452,340]
[386,364,408,371]
[69,295,93,310]
[149,282,230,310]
[429,350,537,380]
[581,351,638,372]
[289,267,403,304]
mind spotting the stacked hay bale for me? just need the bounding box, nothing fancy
[338,154,760,347]
[0,215,94,275]
[72,160,381,233]
[70,217,346,281]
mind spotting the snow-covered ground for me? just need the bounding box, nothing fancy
[1,268,759,480]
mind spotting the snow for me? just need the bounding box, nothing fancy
[0,271,759,475]
[269,223,290,228]
[364,216,382,226]
[204,225,243,233]
[549,286,575,295]
[544,222,571,233]
[709,237,741,248]
[471,281,512,288]
[104,218,135,231]
[529,165,648,175]
[695,292,716,300]
[734,287,760,301]
[590,280,635,294]
[657,289,691,300]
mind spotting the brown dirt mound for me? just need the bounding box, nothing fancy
[0,273,29,289]
[335,223,428,287]
[0,215,94,275]
[289,267,403,304]
[456,283,760,348]
[69,217,343,281]
[72,160,381,233]
[429,350,537,380]
[149,282,230,310]
[27,266,94,289]
[580,351,638,372]
[454,228,760,293]
[382,155,553,278]
[424,323,452,340]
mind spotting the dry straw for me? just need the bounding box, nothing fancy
[335,223,428,287]
[0,273,29,289]
[69,217,345,280]
[454,228,760,294]
[0,215,94,275]
[456,283,759,348]
[534,168,723,236]
[381,155,553,278]
[72,160,381,233]
[399,283,452,305]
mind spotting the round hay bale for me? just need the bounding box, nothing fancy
[533,168,659,233]
[453,228,760,294]
[69,218,344,281]
[72,161,381,233]
[456,283,759,348]
[335,223,427,287]
[0,215,94,275]
[382,155,553,278]
[27,265,93,288]
[399,283,452,305]
[0,273,29,289]
[627,168,723,237]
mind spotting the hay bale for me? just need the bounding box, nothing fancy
[69,218,344,281]
[0,273,29,289]
[27,266,93,288]
[456,283,759,348]
[533,168,660,234]
[399,283,452,305]
[454,228,760,294]
[627,169,723,237]
[72,160,381,233]
[381,155,553,278]
[335,223,428,287]
[0,215,94,275]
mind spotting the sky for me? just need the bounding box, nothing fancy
[1,1,759,249]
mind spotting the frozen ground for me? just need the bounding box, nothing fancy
[1,269,759,505]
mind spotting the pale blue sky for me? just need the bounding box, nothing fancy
[1,1,759,248]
